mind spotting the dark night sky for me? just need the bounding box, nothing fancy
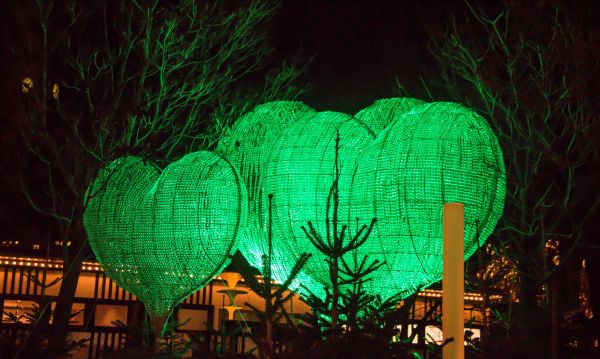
[273,0,458,113]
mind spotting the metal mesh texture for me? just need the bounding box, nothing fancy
[262,111,375,296]
[84,152,246,317]
[355,97,426,135]
[216,101,314,271]
[349,102,506,299]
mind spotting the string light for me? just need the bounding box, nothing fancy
[2,255,496,302]
[51,83,59,100]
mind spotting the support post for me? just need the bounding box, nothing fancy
[443,203,464,359]
[149,314,167,353]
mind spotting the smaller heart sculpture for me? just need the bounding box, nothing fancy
[84,151,246,319]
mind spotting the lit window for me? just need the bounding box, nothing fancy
[52,83,59,100]
[21,77,34,94]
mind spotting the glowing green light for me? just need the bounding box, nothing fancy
[84,152,246,317]
[217,101,314,272]
[355,97,426,135]
[263,111,375,296]
[350,102,506,299]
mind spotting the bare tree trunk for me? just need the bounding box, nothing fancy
[517,273,538,315]
[514,273,549,356]
[126,301,146,348]
[481,291,489,345]
[265,314,273,359]
[26,295,52,349]
[330,257,339,337]
[49,241,84,350]
[550,278,558,359]
[149,315,168,353]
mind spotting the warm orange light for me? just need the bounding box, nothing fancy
[52,83,59,100]
[21,77,33,94]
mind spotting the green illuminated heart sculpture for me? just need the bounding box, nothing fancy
[217,101,314,272]
[349,102,506,299]
[262,111,375,297]
[84,151,246,319]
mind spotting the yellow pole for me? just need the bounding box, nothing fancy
[443,203,464,359]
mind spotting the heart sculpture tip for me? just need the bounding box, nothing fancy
[84,151,247,318]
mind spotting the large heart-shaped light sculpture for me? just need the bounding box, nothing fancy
[84,152,246,321]
[217,101,314,271]
[349,102,506,299]
[262,111,375,296]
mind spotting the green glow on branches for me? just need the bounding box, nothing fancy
[355,97,426,135]
[217,101,314,271]
[350,102,506,299]
[263,111,375,296]
[84,152,246,317]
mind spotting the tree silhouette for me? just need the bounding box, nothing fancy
[426,1,600,357]
[1,0,306,352]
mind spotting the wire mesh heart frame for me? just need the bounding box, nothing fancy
[217,101,314,272]
[350,102,506,299]
[262,111,375,296]
[84,151,246,317]
[355,97,426,135]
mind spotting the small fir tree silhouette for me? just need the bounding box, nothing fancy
[300,130,383,339]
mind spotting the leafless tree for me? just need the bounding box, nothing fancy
[426,1,600,357]
[1,0,306,352]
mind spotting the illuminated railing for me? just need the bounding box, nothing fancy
[0,255,101,271]
[1,255,503,302]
